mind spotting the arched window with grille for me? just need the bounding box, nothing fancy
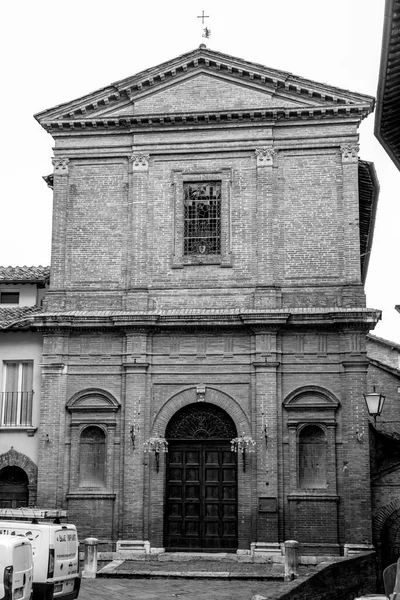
[298,425,327,489]
[79,426,106,487]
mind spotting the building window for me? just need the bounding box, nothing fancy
[183,181,221,256]
[172,170,232,268]
[298,425,327,489]
[0,292,19,304]
[78,426,106,487]
[1,362,33,427]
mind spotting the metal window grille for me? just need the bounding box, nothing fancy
[183,181,221,255]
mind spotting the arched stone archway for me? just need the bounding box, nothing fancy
[148,387,253,552]
[0,447,38,507]
[152,386,250,437]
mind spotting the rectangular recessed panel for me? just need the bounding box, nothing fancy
[205,469,219,482]
[169,468,182,481]
[222,486,236,500]
[222,469,236,482]
[170,451,183,464]
[223,522,236,536]
[185,485,200,499]
[223,504,236,518]
[222,451,235,464]
[185,468,199,482]
[185,503,200,518]
[168,485,182,499]
[205,451,218,464]
[205,486,219,500]
[187,451,200,464]
[185,521,200,536]
[168,522,181,535]
[205,504,219,518]
[205,522,219,537]
[168,504,182,517]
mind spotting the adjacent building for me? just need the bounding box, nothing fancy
[33,46,380,556]
[0,266,49,508]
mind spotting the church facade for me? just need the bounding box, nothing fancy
[34,46,380,556]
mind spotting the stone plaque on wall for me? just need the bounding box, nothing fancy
[258,497,277,513]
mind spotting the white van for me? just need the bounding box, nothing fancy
[0,514,80,600]
[0,534,33,600]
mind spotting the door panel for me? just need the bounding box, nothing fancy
[165,441,237,551]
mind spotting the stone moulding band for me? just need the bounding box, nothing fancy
[41,104,372,132]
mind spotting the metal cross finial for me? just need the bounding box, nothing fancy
[197,10,209,24]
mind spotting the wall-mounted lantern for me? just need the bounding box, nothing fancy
[143,434,168,472]
[230,433,256,472]
[363,386,386,427]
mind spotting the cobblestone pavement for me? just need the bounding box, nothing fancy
[79,576,282,600]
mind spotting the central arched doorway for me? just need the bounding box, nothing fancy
[164,403,238,552]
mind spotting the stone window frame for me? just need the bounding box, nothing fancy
[171,169,233,268]
[66,388,119,494]
[283,386,339,495]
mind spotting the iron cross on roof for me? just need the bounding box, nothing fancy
[197,10,209,24]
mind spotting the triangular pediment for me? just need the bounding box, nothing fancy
[35,46,374,128]
[94,72,306,117]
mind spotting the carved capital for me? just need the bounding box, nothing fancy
[340,144,359,163]
[52,157,69,175]
[255,147,276,167]
[131,153,150,171]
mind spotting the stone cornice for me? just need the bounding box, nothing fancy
[32,308,380,331]
[38,104,372,133]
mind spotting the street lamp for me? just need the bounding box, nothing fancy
[363,387,386,427]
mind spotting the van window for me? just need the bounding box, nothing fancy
[15,543,32,569]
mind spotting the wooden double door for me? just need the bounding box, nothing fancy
[165,440,238,551]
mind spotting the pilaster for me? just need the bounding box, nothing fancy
[121,329,149,539]
[340,341,372,546]
[45,158,69,308]
[253,329,280,542]
[125,153,150,309]
[340,144,362,283]
[255,147,276,294]
[37,361,68,507]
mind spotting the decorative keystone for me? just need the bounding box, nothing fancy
[340,144,359,163]
[255,147,276,167]
[131,153,150,171]
[196,384,206,402]
[52,157,69,175]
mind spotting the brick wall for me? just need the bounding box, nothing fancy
[270,552,377,600]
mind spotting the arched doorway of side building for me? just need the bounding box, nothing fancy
[381,509,400,569]
[164,403,238,552]
[0,466,29,508]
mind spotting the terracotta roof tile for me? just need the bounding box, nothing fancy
[0,306,43,329]
[0,266,50,283]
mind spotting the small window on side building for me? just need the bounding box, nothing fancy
[0,292,20,304]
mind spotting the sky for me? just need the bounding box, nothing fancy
[1,0,399,342]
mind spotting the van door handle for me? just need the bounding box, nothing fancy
[23,574,26,585]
